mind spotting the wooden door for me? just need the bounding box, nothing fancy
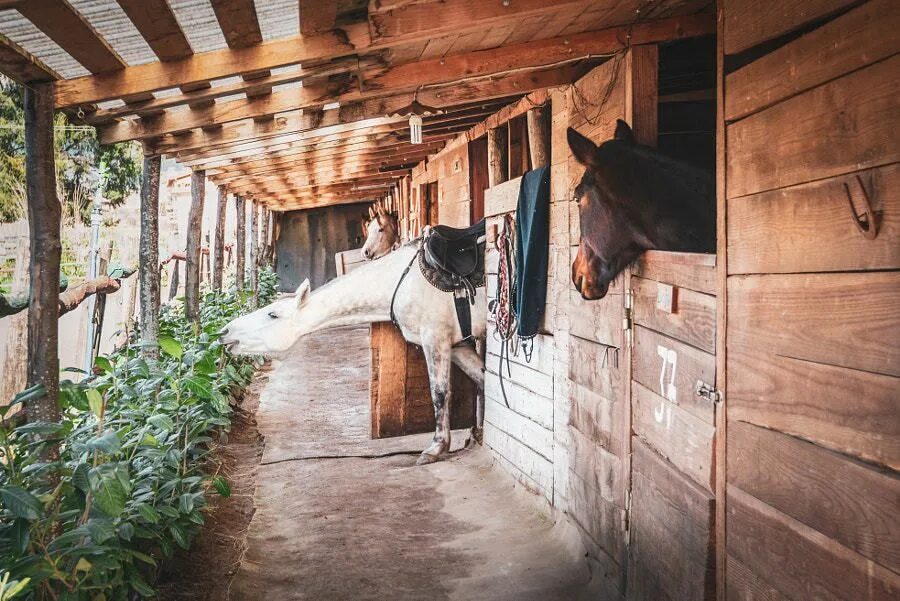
[468,135,489,223]
[721,1,900,598]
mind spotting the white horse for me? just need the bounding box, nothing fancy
[221,242,486,464]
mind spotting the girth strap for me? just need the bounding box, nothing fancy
[390,247,420,328]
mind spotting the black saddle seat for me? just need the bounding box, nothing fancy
[424,219,486,277]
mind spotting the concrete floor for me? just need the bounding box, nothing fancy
[228,326,595,601]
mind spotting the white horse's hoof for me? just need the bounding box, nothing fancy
[416,452,442,465]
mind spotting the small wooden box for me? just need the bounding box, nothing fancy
[370,322,475,438]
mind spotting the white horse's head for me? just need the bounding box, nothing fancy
[361,205,399,260]
[221,279,311,355]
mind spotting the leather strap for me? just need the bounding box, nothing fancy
[390,247,420,328]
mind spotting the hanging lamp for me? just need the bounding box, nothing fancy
[388,89,443,144]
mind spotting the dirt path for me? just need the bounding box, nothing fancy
[226,326,594,601]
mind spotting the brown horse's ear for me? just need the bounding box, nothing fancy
[567,127,599,168]
[614,119,635,145]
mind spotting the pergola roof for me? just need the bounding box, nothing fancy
[0,0,714,211]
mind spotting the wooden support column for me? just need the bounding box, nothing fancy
[213,185,227,291]
[185,170,205,324]
[139,153,161,359]
[260,206,270,266]
[235,193,246,291]
[23,82,61,428]
[625,45,659,147]
[526,105,551,168]
[487,126,508,187]
[249,199,259,304]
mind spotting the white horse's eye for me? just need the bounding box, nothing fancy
[267,311,279,319]
[378,227,384,232]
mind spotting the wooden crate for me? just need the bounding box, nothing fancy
[334,248,366,276]
[369,322,475,439]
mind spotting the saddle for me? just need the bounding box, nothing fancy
[420,219,487,344]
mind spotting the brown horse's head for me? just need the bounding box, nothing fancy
[567,120,715,300]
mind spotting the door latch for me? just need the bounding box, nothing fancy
[695,380,722,404]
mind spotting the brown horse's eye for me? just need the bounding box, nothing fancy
[378,227,384,232]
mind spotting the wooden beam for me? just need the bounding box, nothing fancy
[234,194,246,291]
[213,185,227,291]
[139,154,161,359]
[0,31,58,84]
[487,126,508,187]
[211,0,263,48]
[23,81,61,431]
[249,200,259,304]
[18,0,126,74]
[185,170,205,324]
[116,0,194,61]
[526,105,550,168]
[300,0,338,35]
[223,164,414,192]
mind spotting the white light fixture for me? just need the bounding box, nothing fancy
[387,89,443,145]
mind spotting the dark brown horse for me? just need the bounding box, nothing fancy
[567,120,715,300]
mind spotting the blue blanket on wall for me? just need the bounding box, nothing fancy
[514,165,550,339]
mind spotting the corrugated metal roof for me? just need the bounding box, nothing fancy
[70,0,157,66]
[0,9,89,78]
[169,0,228,54]
[256,0,299,41]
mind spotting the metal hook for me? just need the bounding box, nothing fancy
[843,174,879,240]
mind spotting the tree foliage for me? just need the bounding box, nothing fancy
[0,77,142,225]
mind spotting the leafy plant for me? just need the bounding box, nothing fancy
[0,268,278,600]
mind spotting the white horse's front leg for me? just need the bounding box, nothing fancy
[417,340,453,465]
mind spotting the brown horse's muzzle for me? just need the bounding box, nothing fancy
[572,244,609,300]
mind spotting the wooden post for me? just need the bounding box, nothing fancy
[235,194,246,291]
[168,260,180,302]
[249,199,259,304]
[1,240,29,413]
[213,185,226,291]
[487,126,508,188]
[23,82,61,428]
[526,105,551,168]
[139,153,161,359]
[260,206,270,266]
[185,169,204,324]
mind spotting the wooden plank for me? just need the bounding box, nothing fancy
[299,0,338,35]
[722,0,857,55]
[370,322,408,438]
[483,356,553,407]
[0,31,58,84]
[568,426,625,507]
[727,484,900,600]
[483,422,553,496]
[485,331,553,375]
[567,467,627,567]
[569,379,626,458]
[726,0,900,121]
[569,334,625,403]
[729,421,900,571]
[624,44,658,147]
[629,438,715,601]
[569,287,624,345]
[729,346,899,471]
[725,556,790,601]
[728,163,900,274]
[487,127,509,188]
[728,271,900,377]
[484,396,553,461]
[632,325,716,425]
[508,116,527,179]
[484,372,553,430]
[211,0,263,48]
[632,251,716,295]
[633,382,716,492]
[117,0,193,61]
[632,275,716,354]
[483,176,520,217]
[726,57,900,199]
[17,0,126,74]
[526,105,551,168]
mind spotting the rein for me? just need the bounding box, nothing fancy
[390,246,421,329]
[491,214,517,407]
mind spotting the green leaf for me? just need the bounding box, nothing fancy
[182,375,213,401]
[169,523,189,549]
[158,335,183,360]
[86,388,104,417]
[91,475,127,517]
[74,557,92,573]
[9,518,30,554]
[212,475,231,498]
[117,521,135,541]
[178,493,194,514]
[86,518,115,544]
[71,463,90,493]
[1,577,31,599]
[9,384,45,408]
[86,430,120,454]
[147,414,174,431]
[93,356,113,374]
[0,486,43,520]
[129,572,156,598]
[130,550,157,567]
[137,504,160,524]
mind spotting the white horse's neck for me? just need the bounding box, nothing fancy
[294,245,415,337]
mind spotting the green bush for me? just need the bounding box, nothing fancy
[0,267,279,600]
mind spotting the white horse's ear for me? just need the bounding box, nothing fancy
[295,278,311,308]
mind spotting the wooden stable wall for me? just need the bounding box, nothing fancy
[410,142,471,228]
[721,1,899,598]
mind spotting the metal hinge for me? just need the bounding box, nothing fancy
[623,288,634,331]
[695,380,723,404]
[623,488,633,546]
